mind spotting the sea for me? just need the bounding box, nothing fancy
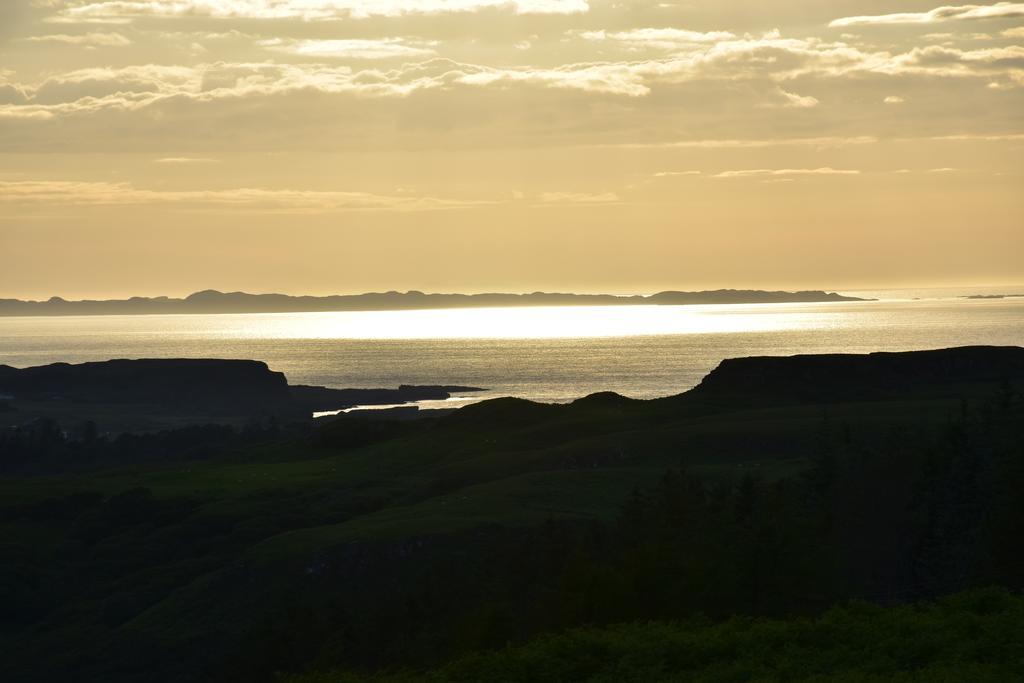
[2,287,1023,410]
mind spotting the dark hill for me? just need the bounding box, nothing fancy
[0,359,288,410]
[570,391,638,409]
[688,345,1024,404]
[443,396,561,428]
[0,360,484,426]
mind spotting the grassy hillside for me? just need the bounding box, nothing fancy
[1,347,1022,681]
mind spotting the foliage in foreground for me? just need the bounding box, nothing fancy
[288,588,1024,683]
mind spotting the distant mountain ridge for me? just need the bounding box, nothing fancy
[0,288,868,316]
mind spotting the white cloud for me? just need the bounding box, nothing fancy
[258,38,436,60]
[884,95,906,103]
[774,88,820,108]
[456,61,652,96]
[929,132,1024,140]
[3,28,1022,128]
[0,109,55,120]
[831,2,1024,28]
[880,44,1024,79]
[579,27,736,50]
[0,180,486,212]
[611,136,880,150]
[52,0,589,22]
[25,32,131,46]
[43,12,132,25]
[713,168,861,178]
[439,33,1010,97]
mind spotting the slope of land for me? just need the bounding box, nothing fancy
[0,288,868,316]
[0,346,1021,682]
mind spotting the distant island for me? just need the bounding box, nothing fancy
[0,288,869,316]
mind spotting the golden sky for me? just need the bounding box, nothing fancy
[1,0,1022,299]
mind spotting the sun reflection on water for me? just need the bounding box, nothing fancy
[218,304,837,341]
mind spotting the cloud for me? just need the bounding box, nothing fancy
[884,95,906,103]
[653,170,701,177]
[3,27,1022,128]
[713,168,861,178]
[24,32,131,46]
[258,38,436,60]
[0,109,55,120]
[0,82,31,106]
[881,44,1024,79]
[0,180,486,212]
[51,0,589,22]
[455,61,653,96]
[430,33,1019,97]
[21,64,196,110]
[923,30,999,40]
[830,2,1024,28]
[154,157,219,163]
[1,20,1022,157]
[579,27,736,50]
[928,132,1024,140]
[611,136,880,150]
[0,180,623,212]
[772,87,819,108]
[536,191,621,204]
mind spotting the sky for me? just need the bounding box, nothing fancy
[0,0,1022,299]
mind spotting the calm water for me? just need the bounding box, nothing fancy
[1,296,1022,406]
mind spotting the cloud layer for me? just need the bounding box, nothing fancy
[3,27,1022,129]
[49,0,590,22]
[831,2,1024,27]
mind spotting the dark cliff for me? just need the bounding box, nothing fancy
[0,359,483,426]
[690,346,1024,403]
[0,359,289,410]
